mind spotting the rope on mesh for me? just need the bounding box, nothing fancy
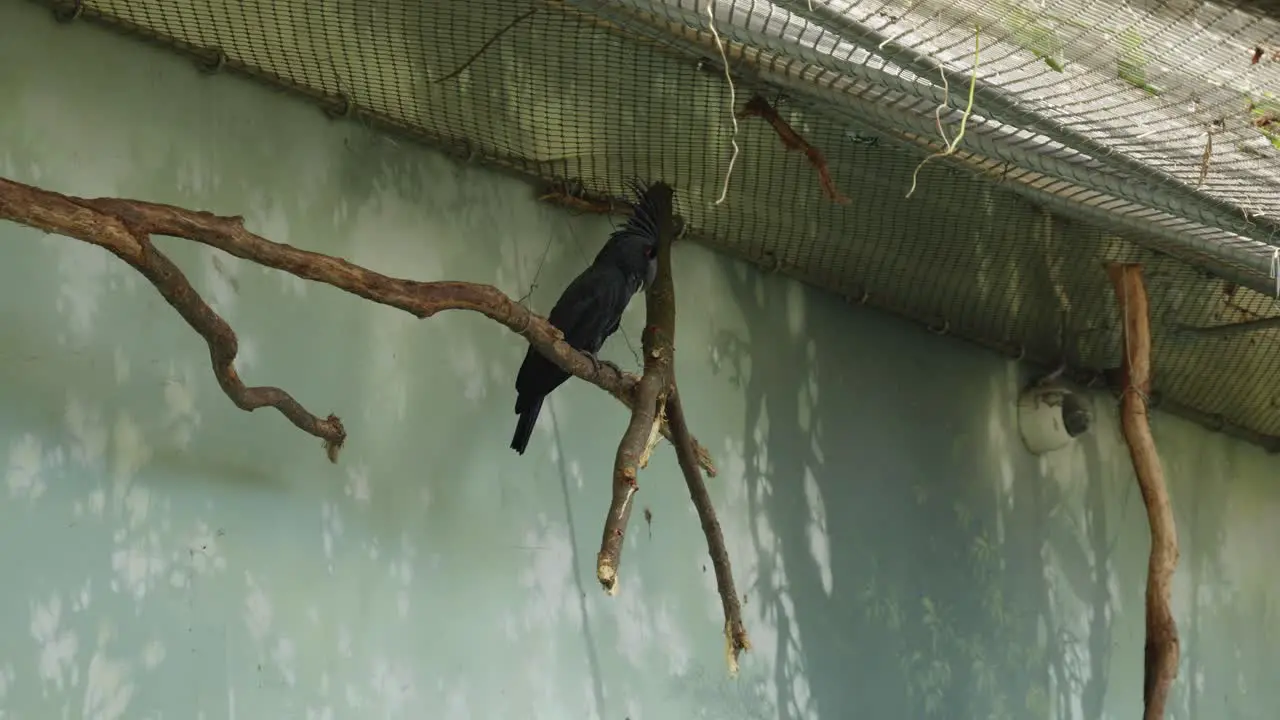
[323,94,354,120]
[196,48,227,74]
[52,0,82,23]
[906,27,980,200]
[704,0,740,206]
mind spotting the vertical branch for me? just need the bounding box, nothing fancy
[592,181,750,671]
[597,182,677,594]
[668,388,751,671]
[1106,262,1180,720]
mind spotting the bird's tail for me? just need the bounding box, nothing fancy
[510,395,545,455]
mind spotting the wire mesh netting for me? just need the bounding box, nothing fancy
[32,0,1280,450]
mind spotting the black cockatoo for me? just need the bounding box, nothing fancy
[509,181,672,455]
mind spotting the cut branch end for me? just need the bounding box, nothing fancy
[596,559,619,595]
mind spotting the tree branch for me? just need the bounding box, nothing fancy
[668,387,750,671]
[737,94,850,205]
[597,182,678,595]
[592,182,750,673]
[0,180,347,458]
[0,176,715,474]
[1106,262,1180,720]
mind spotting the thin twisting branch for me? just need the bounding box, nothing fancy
[0,183,347,459]
[0,176,717,473]
[598,182,678,595]
[737,94,850,204]
[118,226,348,461]
[668,388,750,672]
[428,7,540,85]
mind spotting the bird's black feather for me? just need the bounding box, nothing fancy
[510,181,672,454]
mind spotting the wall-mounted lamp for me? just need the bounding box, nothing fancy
[1017,380,1092,455]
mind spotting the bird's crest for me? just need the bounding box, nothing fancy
[609,178,672,248]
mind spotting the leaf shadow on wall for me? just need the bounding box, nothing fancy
[671,250,1204,719]
[1173,430,1268,720]
[546,413,608,718]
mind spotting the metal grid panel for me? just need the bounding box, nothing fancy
[33,0,1280,449]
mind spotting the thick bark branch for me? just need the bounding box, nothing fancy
[668,388,750,671]
[598,183,678,594]
[592,183,750,673]
[0,176,715,473]
[1106,262,1180,720]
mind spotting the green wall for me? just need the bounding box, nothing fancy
[0,2,1276,718]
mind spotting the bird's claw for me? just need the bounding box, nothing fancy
[586,353,622,377]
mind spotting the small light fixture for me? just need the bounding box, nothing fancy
[1017,380,1092,455]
